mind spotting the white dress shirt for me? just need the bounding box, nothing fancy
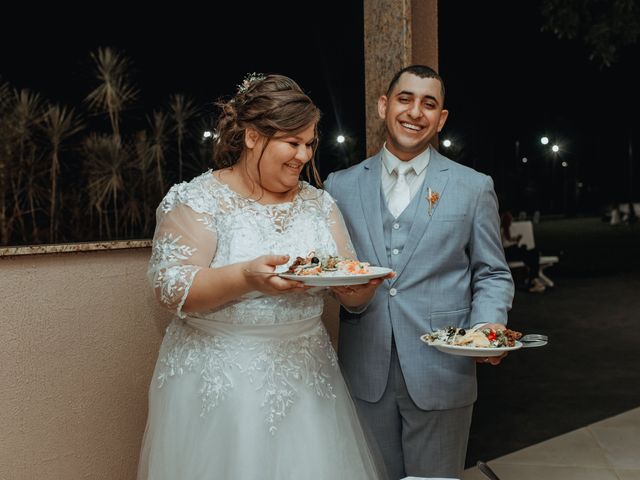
[381,144,431,206]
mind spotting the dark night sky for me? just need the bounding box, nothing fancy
[0,2,365,181]
[2,1,638,213]
[438,1,640,212]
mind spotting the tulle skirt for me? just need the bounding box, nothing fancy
[137,316,385,480]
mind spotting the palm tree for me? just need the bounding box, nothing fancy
[0,78,9,108]
[133,130,158,236]
[182,116,216,180]
[42,104,84,242]
[85,47,138,140]
[84,134,128,239]
[23,150,49,243]
[119,181,143,239]
[169,94,198,182]
[11,89,43,242]
[0,78,12,244]
[147,110,168,195]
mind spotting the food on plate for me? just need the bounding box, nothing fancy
[286,252,370,276]
[424,326,522,348]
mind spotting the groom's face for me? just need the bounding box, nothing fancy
[378,73,448,161]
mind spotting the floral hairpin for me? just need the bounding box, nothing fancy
[427,188,440,216]
[237,72,266,93]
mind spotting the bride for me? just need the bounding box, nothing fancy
[137,74,388,479]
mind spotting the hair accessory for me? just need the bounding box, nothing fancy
[237,72,266,93]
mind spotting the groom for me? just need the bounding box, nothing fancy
[325,65,514,479]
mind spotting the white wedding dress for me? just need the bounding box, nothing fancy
[138,172,385,480]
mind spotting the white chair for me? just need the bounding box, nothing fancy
[507,221,559,287]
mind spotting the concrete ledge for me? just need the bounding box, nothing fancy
[0,240,152,257]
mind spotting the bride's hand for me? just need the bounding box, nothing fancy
[243,255,308,295]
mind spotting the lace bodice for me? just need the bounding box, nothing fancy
[148,171,356,323]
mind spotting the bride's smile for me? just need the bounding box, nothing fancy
[243,122,317,200]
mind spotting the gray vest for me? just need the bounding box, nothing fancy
[381,181,424,269]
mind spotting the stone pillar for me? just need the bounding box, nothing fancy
[363,0,439,156]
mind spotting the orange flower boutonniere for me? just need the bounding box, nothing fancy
[427,188,440,216]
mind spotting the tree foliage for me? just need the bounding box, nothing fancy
[541,0,640,68]
[0,48,211,246]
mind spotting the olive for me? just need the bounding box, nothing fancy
[311,257,320,264]
[459,328,466,336]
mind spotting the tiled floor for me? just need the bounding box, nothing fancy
[463,406,640,480]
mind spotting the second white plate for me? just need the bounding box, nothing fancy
[420,335,523,357]
[279,266,393,287]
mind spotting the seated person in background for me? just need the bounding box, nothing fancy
[500,210,546,293]
[624,202,638,225]
[610,204,622,226]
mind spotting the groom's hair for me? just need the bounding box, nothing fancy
[386,65,445,101]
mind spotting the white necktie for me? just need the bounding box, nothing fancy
[388,164,412,218]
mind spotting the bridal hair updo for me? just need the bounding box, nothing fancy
[213,74,322,185]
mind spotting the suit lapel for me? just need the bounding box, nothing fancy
[391,149,450,283]
[358,154,388,267]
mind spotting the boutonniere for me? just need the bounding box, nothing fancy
[427,188,440,216]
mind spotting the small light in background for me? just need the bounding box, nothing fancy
[540,136,549,145]
[561,161,568,167]
[552,145,560,153]
[442,139,452,148]
[522,157,528,164]
[336,135,346,144]
[203,130,212,139]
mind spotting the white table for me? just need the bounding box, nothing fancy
[401,477,459,480]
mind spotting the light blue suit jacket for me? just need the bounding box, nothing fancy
[325,148,514,410]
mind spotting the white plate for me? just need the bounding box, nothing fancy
[420,335,523,357]
[279,266,393,287]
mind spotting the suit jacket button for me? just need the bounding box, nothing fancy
[389,288,397,296]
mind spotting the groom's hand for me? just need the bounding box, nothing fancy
[330,272,395,307]
[475,322,508,365]
[476,352,508,366]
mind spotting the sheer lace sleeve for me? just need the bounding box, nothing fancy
[320,190,373,313]
[322,191,357,259]
[148,185,217,318]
